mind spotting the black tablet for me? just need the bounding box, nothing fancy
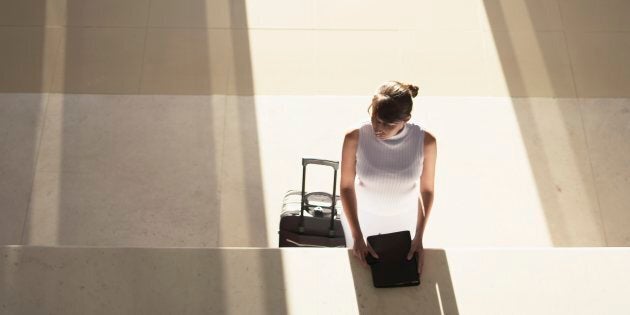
[365,231,420,288]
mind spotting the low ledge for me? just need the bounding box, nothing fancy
[1,247,629,314]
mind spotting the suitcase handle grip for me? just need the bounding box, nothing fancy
[299,158,339,236]
[302,158,339,171]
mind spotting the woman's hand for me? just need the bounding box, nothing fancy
[353,237,379,267]
[406,237,424,274]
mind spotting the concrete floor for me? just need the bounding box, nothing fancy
[2,246,630,315]
[1,0,630,313]
[1,93,628,248]
[1,0,630,97]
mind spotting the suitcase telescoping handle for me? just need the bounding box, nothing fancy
[299,158,339,237]
[302,158,339,170]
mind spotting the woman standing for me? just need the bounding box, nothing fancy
[340,81,437,274]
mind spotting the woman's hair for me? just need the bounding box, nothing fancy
[369,81,419,123]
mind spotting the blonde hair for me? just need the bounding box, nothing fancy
[369,81,419,123]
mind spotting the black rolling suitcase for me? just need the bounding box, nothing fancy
[278,158,346,247]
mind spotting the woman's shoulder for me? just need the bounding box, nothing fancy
[405,122,424,137]
[345,121,371,138]
[344,126,361,145]
[344,128,360,143]
[342,129,360,154]
[407,122,436,143]
[423,130,436,145]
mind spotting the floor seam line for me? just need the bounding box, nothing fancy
[215,95,229,247]
[557,10,610,245]
[576,99,610,246]
[19,93,51,245]
[135,0,153,94]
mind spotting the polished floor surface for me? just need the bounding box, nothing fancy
[2,246,630,314]
[1,93,628,248]
[1,0,629,97]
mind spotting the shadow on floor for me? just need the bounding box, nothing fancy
[1,247,290,314]
[0,0,287,313]
[349,249,459,315]
[481,0,607,246]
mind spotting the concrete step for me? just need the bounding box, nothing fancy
[2,246,629,314]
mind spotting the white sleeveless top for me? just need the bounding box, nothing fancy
[355,121,425,216]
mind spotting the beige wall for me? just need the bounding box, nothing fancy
[0,0,629,96]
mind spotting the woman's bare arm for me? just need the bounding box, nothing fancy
[340,129,362,240]
[341,129,379,266]
[416,131,437,239]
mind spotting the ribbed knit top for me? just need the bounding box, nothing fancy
[355,121,425,216]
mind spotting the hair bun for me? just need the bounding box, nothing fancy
[406,84,419,98]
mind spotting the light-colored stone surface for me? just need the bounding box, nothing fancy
[509,98,605,246]
[410,0,483,31]
[25,94,225,246]
[580,99,630,246]
[152,0,309,30]
[0,94,48,245]
[0,247,288,314]
[484,31,576,97]
[140,29,231,95]
[227,30,316,95]
[0,0,48,26]
[0,0,150,27]
[0,94,622,247]
[481,0,563,31]
[0,27,62,93]
[63,0,151,27]
[219,96,610,247]
[314,31,401,95]
[419,97,602,246]
[558,0,630,31]
[244,0,315,29]
[566,32,630,98]
[445,248,630,315]
[400,31,492,96]
[51,28,146,94]
[147,0,235,28]
[2,247,630,314]
[314,0,416,30]
[1,0,630,97]
[218,97,268,246]
[224,96,371,246]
